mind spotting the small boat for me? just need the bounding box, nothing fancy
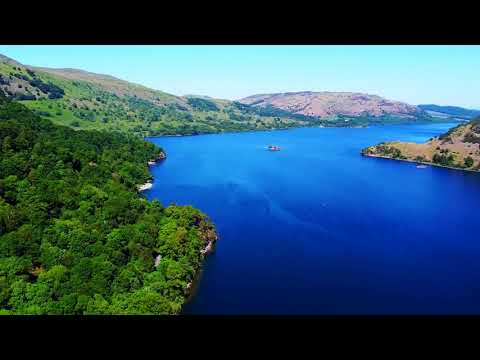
[268,145,281,151]
[416,165,428,169]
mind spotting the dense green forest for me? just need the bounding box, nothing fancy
[0,93,217,314]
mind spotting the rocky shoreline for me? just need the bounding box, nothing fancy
[137,182,153,192]
[184,231,218,302]
[137,144,218,311]
[137,151,167,192]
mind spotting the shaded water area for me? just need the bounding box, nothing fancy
[146,122,480,314]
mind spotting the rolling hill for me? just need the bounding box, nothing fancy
[239,91,434,125]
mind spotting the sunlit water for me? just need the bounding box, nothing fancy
[145,122,480,314]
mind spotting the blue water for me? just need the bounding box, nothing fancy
[145,122,480,315]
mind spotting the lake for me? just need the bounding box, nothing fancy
[146,122,480,314]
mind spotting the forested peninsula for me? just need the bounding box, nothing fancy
[0,93,217,314]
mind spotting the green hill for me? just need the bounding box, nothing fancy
[0,54,305,136]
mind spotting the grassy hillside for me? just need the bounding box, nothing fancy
[0,93,217,314]
[361,117,480,171]
[0,54,305,136]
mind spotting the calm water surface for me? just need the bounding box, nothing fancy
[146,122,480,314]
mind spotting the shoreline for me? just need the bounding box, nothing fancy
[146,126,298,139]
[137,146,218,314]
[137,151,167,192]
[137,182,153,192]
[145,119,457,139]
[362,153,480,173]
[182,238,217,310]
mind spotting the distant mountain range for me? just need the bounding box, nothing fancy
[0,53,458,136]
[417,104,480,120]
[239,91,424,119]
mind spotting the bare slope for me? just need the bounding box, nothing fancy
[240,91,423,119]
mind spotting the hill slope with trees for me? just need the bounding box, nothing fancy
[0,93,217,314]
[0,54,305,136]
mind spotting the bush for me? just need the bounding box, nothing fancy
[433,152,455,166]
[0,75,10,85]
[35,110,51,117]
[464,132,480,144]
[13,93,36,101]
[28,78,65,99]
[464,156,474,168]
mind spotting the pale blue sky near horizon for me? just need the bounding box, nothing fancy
[0,45,478,108]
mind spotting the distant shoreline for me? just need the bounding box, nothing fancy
[145,126,296,139]
[145,120,456,139]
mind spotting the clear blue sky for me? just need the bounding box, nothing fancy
[0,45,478,108]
